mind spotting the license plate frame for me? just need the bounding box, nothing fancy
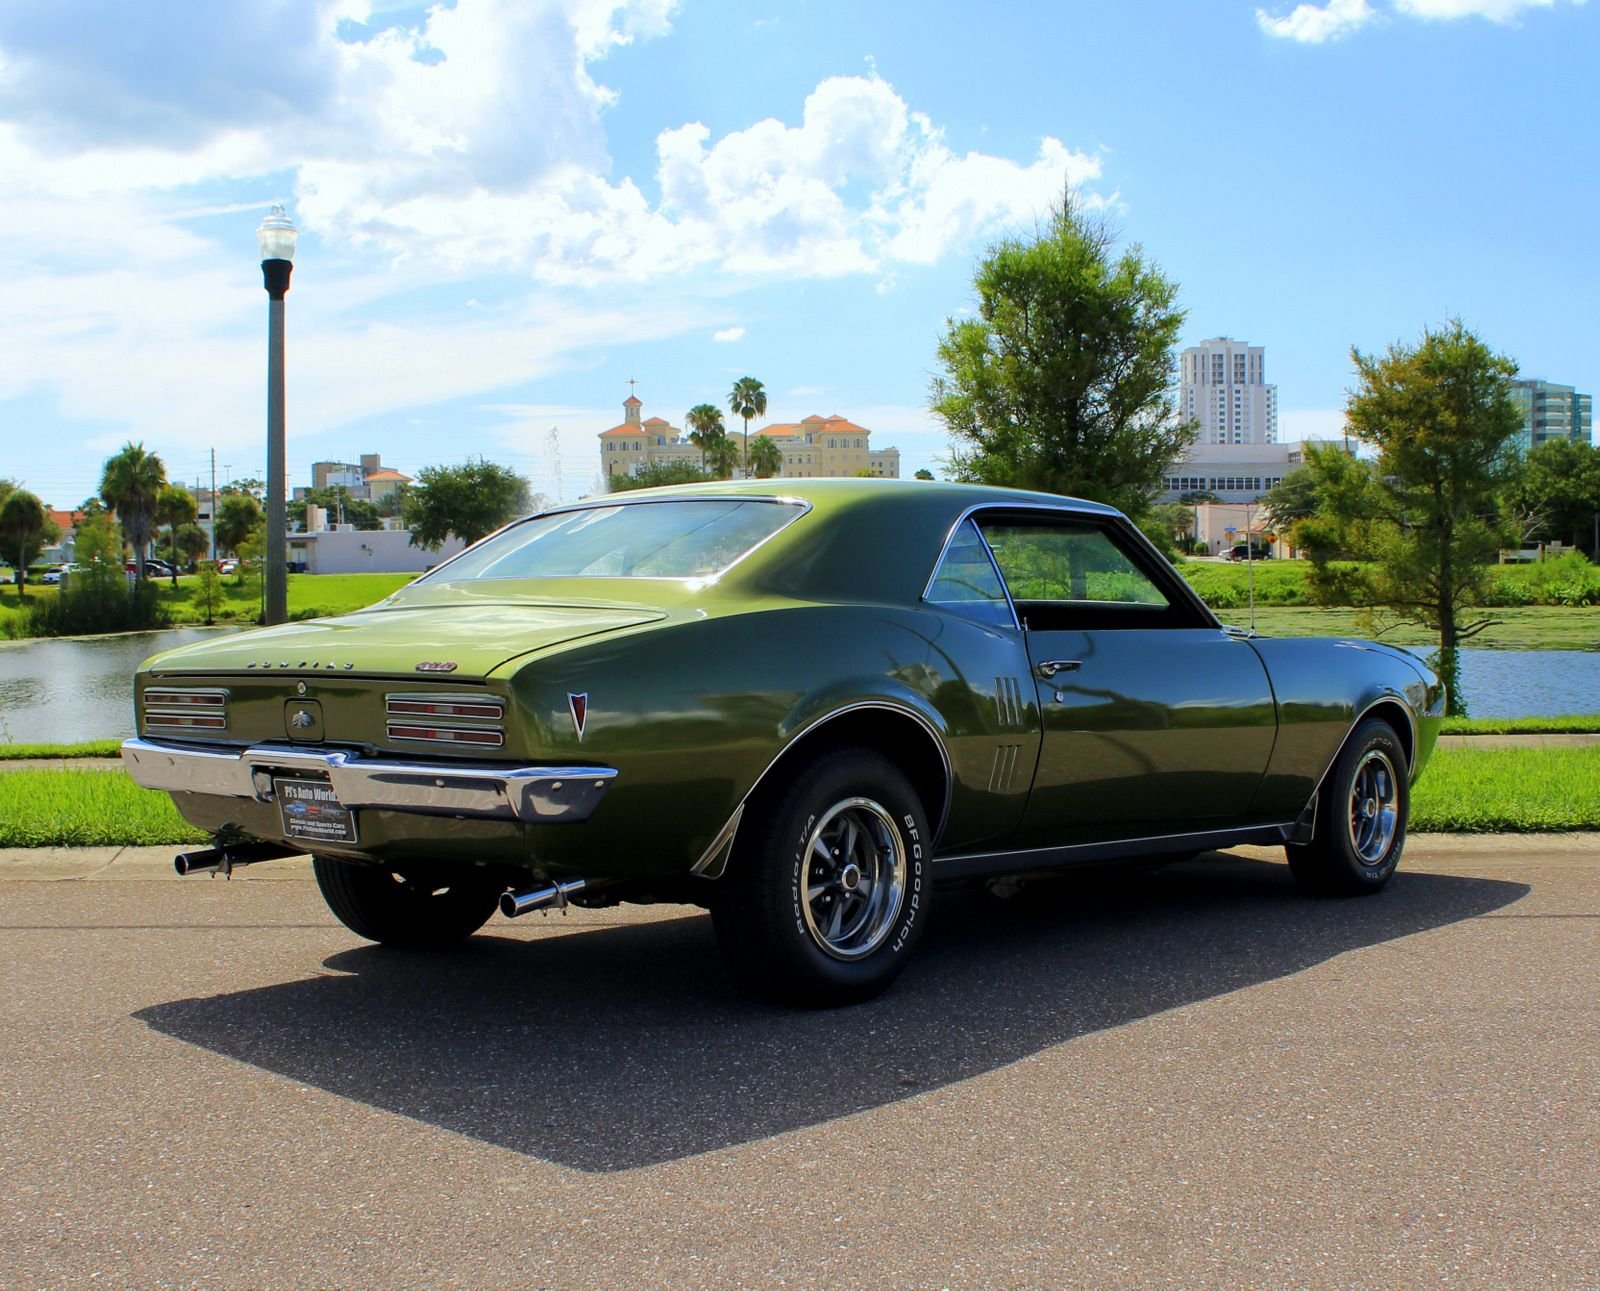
[274,776,358,845]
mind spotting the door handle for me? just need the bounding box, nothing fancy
[1036,660,1081,678]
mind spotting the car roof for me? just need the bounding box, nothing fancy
[532,479,1127,606]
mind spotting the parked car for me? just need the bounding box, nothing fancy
[1228,543,1272,561]
[122,480,1444,1005]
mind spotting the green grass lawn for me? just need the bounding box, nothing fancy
[1411,745,1600,833]
[0,570,415,635]
[2,746,1595,847]
[0,769,207,847]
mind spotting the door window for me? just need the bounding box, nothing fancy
[980,519,1194,630]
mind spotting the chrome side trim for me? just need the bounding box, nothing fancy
[690,803,744,878]
[934,821,1300,879]
[700,699,956,881]
[1320,694,1422,787]
[121,737,615,824]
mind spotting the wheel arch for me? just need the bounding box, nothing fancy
[694,701,953,880]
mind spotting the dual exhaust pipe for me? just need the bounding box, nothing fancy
[177,844,590,917]
[499,878,587,919]
[174,842,303,877]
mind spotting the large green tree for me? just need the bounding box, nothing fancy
[1319,321,1523,712]
[404,459,531,549]
[0,487,49,595]
[1507,438,1600,558]
[931,194,1193,517]
[99,442,167,586]
[727,376,767,474]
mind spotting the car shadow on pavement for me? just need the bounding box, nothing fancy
[136,855,1527,1172]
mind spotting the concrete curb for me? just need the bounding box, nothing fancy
[1,834,1595,881]
[0,845,310,881]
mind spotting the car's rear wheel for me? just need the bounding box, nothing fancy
[712,748,931,1006]
[1286,717,1408,895]
[313,856,504,948]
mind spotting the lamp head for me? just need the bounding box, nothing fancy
[257,205,298,263]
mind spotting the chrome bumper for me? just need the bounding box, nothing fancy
[121,737,616,824]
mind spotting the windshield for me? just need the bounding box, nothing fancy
[423,498,804,582]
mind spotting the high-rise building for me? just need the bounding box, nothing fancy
[1179,337,1278,445]
[1510,379,1593,451]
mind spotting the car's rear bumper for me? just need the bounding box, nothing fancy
[121,736,616,824]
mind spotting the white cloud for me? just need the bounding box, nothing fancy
[1258,0,1583,39]
[1394,0,1582,20]
[712,326,746,342]
[1256,0,1377,41]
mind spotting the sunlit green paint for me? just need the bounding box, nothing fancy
[130,479,1441,884]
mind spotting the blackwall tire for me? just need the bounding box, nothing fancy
[313,856,503,948]
[1286,717,1409,896]
[712,748,932,1007]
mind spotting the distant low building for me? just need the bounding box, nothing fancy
[305,453,412,502]
[285,524,464,575]
[1160,442,1307,504]
[595,394,901,483]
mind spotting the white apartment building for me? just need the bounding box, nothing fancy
[1180,337,1278,445]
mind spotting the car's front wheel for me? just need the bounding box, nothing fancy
[712,748,931,1006]
[1286,717,1409,895]
[313,856,504,948]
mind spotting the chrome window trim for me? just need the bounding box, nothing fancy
[930,503,1220,630]
[919,514,1021,632]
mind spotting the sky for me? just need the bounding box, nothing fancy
[1,0,1595,510]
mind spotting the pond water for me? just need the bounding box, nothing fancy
[0,630,1596,745]
[0,628,241,745]
[1404,648,1600,719]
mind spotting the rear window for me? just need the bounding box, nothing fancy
[423,499,804,582]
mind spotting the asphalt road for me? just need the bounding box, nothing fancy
[2,837,1596,1288]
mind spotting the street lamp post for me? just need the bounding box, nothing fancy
[257,205,297,625]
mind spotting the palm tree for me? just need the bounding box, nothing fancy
[748,434,783,479]
[100,442,167,587]
[685,404,726,470]
[727,376,767,475]
[707,434,741,481]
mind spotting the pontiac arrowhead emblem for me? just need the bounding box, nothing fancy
[568,693,589,742]
[290,709,315,729]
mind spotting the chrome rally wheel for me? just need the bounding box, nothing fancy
[800,797,908,961]
[713,748,931,1006]
[1287,716,1409,896]
[1347,748,1400,867]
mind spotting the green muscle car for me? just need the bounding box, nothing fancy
[123,479,1443,1005]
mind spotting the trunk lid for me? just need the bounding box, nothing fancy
[143,600,667,680]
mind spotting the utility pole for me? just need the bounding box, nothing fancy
[209,449,217,561]
[548,426,563,504]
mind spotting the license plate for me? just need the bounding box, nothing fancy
[275,777,358,844]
